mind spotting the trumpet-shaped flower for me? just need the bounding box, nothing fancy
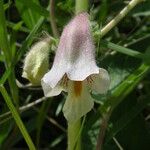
[41,13,110,123]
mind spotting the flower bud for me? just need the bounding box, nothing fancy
[22,38,50,85]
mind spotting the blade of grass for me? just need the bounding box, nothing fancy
[100,40,145,59]
[6,21,30,33]
[15,16,45,63]
[0,86,36,150]
[0,68,11,85]
[15,0,41,29]
[0,0,19,105]
[49,134,65,148]
[18,0,49,17]
[36,100,51,146]
[0,55,4,62]
[0,0,11,63]
[3,1,12,11]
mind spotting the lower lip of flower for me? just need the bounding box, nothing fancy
[73,81,82,97]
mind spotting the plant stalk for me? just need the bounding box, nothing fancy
[49,0,59,38]
[0,86,36,150]
[68,120,81,150]
[101,0,143,37]
[75,0,89,14]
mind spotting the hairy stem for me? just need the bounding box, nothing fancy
[49,0,59,38]
[101,0,143,37]
[75,0,89,14]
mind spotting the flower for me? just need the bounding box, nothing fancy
[22,38,51,85]
[41,13,110,123]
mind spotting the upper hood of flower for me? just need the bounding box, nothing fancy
[42,13,99,88]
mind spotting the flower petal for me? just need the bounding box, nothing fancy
[90,68,110,94]
[52,13,99,82]
[65,13,99,80]
[41,79,64,97]
[63,80,94,123]
[42,63,66,88]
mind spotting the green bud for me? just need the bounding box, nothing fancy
[22,38,50,85]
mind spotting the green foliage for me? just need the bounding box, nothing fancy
[0,0,150,149]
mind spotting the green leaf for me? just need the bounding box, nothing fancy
[6,21,30,33]
[15,0,41,29]
[0,68,11,85]
[105,95,150,143]
[100,40,145,59]
[10,118,36,147]
[15,16,45,63]
[36,100,51,146]
[17,0,49,18]
[110,116,150,150]
[101,64,149,113]
[0,121,12,148]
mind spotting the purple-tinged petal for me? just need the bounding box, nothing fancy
[50,13,99,82]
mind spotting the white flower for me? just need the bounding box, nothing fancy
[41,13,110,123]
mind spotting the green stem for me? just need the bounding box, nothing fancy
[75,0,88,14]
[0,86,36,150]
[68,120,81,150]
[101,0,143,37]
[0,0,19,105]
[49,0,59,37]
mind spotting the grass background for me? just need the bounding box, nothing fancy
[0,0,150,149]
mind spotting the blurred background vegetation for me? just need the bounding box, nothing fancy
[0,0,150,149]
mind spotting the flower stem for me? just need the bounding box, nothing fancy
[75,0,89,14]
[96,112,111,150]
[49,0,59,38]
[68,120,81,150]
[101,0,143,37]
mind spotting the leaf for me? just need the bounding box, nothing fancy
[15,0,41,29]
[0,68,11,85]
[82,36,150,149]
[0,120,12,148]
[110,115,150,150]
[17,0,49,17]
[100,40,144,59]
[15,16,45,63]
[36,100,51,146]
[105,95,150,143]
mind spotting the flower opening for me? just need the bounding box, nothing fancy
[74,81,82,97]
